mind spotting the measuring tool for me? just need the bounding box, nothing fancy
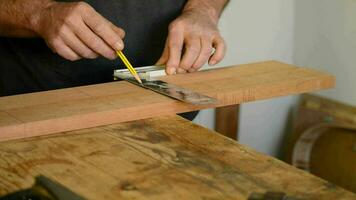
[113,66,217,105]
[0,175,84,200]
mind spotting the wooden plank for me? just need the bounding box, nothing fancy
[0,61,335,141]
[215,105,239,140]
[0,116,354,199]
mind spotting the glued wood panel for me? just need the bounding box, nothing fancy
[0,61,335,141]
[0,116,353,199]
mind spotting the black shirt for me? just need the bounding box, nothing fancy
[0,0,186,96]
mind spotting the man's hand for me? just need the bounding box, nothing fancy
[156,0,228,75]
[0,0,124,61]
[32,1,125,61]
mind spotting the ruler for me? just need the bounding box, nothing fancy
[114,67,217,105]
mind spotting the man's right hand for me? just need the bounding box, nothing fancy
[32,1,125,61]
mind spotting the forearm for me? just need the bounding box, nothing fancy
[0,0,53,37]
[183,0,229,24]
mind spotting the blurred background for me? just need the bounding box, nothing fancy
[193,0,356,192]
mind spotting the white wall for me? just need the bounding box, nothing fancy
[195,0,356,156]
[294,0,356,105]
[194,0,298,156]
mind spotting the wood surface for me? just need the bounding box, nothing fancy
[285,94,356,163]
[309,125,356,193]
[284,95,356,193]
[215,105,239,140]
[0,61,335,141]
[0,115,354,200]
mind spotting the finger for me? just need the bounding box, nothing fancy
[51,38,81,61]
[60,25,98,59]
[191,37,213,70]
[177,68,187,74]
[187,68,197,73]
[179,36,200,70]
[209,36,226,65]
[111,24,125,39]
[82,10,124,51]
[166,28,184,75]
[72,20,116,59]
[156,41,169,66]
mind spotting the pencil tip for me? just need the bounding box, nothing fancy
[133,74,143,84]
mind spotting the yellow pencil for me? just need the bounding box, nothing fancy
[116,50,142,84]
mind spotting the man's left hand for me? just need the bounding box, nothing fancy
[156,8,226,75]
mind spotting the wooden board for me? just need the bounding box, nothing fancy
[0,61,335,141]
[0,116,354,199]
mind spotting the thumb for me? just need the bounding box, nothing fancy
[155,42,177,75]
[155,42,169,65]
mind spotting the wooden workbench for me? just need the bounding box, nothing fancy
[0,116,354,199]
[1,60,349,199]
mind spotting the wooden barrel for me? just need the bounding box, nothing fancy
[292,123,356,193]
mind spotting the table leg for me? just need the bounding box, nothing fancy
[215,105,240,140]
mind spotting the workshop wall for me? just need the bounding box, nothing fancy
[293,0,356,105]
[195,0,356,157]
[194,0,297,157]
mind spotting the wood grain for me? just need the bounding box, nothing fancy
[0,61,335,141]
[0,116,354,199]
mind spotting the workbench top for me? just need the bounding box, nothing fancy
[0,116,354,199]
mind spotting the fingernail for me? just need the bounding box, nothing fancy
[177,68,186,74]
[168,67,176,75]
[114,41,123,51]
[209,60,216,65]
[188,68,196,73]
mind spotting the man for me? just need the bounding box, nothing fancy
[0,0,228,119]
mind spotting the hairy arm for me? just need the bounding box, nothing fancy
[184,0,228,24]
[0,0,52,37]
[0,0,124,60]
[157,0,229,74]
